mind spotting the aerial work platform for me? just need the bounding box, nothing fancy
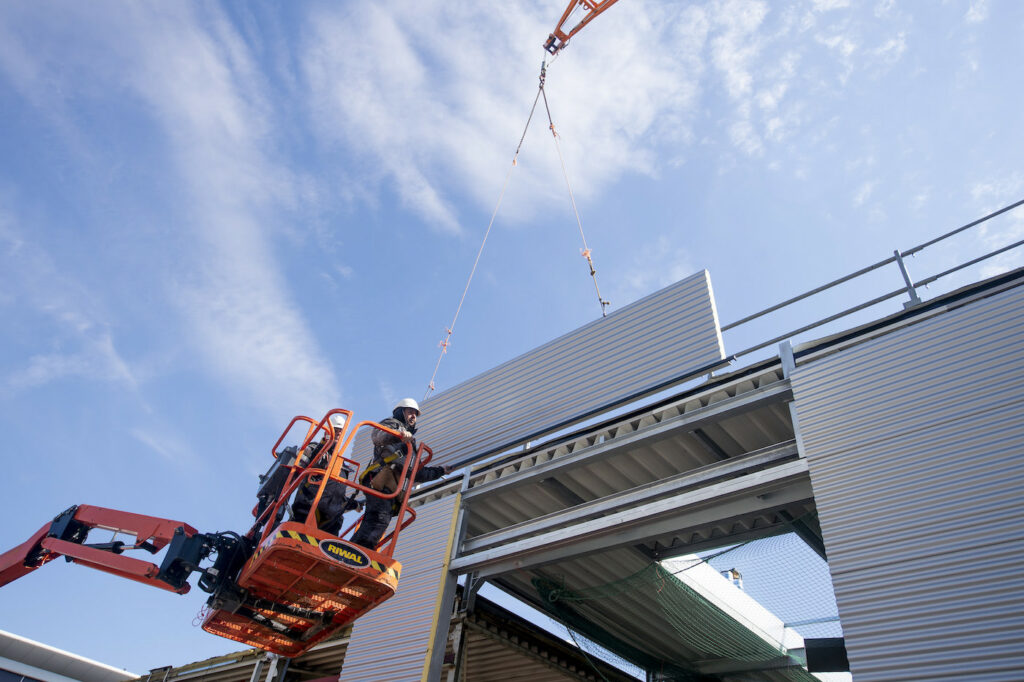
[0,409,432,658]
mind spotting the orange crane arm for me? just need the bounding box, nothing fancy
[544,0,622,54]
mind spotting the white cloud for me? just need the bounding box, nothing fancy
[853,180,876,206]
[872,32,907,66]
[874,0,896,18]
[819,34,857,60]
[130,425,198,466]
[965,0,989,24]
[969,174,1024,275]
[300,1,710,228]
[0,5,342,415]
[0,208,138,395]
[617,235,696,302]
[813,0,851,10]
[710,0,768,100]
[5,335,134,393]
[112,5,343,415]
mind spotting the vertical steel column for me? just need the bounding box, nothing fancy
[423,478,467,682]
[779,340,806,459]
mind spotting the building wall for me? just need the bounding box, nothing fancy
[338,493,460,682]
[790,280,1024,680]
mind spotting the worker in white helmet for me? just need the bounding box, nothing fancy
[291,413,358,535]
[351,398,451,549]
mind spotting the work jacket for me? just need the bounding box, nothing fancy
[361,417,444,493]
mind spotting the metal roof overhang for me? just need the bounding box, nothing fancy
[0,629,140,682]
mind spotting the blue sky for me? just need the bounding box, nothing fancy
[1,0,1022,674]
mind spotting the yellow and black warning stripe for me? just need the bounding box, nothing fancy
[273,530,400,581]
[277,529,320,547]
[370,559,400,581]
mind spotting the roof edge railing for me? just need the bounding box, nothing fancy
[724,198,1024,360]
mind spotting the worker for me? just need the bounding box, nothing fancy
[350,398,451,549]
[291,413,359,535]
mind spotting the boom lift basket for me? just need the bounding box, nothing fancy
[201,409,430,656]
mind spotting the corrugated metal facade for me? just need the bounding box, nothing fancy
[354,270,725,467]
[338,493,460,682]
[790,280,1024,680]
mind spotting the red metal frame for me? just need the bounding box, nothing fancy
[0,505,199,593]
[544,0,622,53]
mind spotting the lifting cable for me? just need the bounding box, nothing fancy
[539,60,611,319]
[423,75,546,400]
[424,57,611,400]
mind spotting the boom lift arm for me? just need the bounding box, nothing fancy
[0,501,241,593]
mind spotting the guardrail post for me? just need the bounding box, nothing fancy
[893,250,923,308]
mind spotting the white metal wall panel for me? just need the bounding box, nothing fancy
[355,270,725,467]
[339,494,460,682]
[790,281,1024,681]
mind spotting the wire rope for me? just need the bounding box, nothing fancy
[539,63,611,317]
[423,55,613,400]
[423,78,546,401]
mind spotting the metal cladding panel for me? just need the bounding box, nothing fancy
[355,270,724,466]
[339,494,460,682]
[789,280,1024,681]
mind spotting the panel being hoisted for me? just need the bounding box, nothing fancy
[361,271,726,468]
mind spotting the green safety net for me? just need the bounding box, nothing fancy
[531,529,839,681]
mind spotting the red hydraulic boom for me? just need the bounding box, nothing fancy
[0,409,436,658]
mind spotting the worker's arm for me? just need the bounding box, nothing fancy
[414,464,452,483]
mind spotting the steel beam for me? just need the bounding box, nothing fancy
[462,440,799,554]
[451,459,812,578]
[463,381,793,499]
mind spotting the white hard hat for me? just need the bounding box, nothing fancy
[394,398,420,414]
[329,414,347,430]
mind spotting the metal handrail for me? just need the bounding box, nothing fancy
[723,198,1024,358]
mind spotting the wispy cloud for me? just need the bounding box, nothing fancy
[112,5,341,415]
[853,180,877,206]
[965,0,989,24]
[300,1,710,228]
[0,4,343,416]
[130,425,198,467]
[0,206,137,396]
[5,335,134,393]
[970,174,1024,276]
[616,235,696,302]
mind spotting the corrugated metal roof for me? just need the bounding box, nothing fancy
[450,599,639,682]
[130,630,350,681]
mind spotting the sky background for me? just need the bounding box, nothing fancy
[1,0,1022,675]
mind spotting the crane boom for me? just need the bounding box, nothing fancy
[544,0,622,54]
